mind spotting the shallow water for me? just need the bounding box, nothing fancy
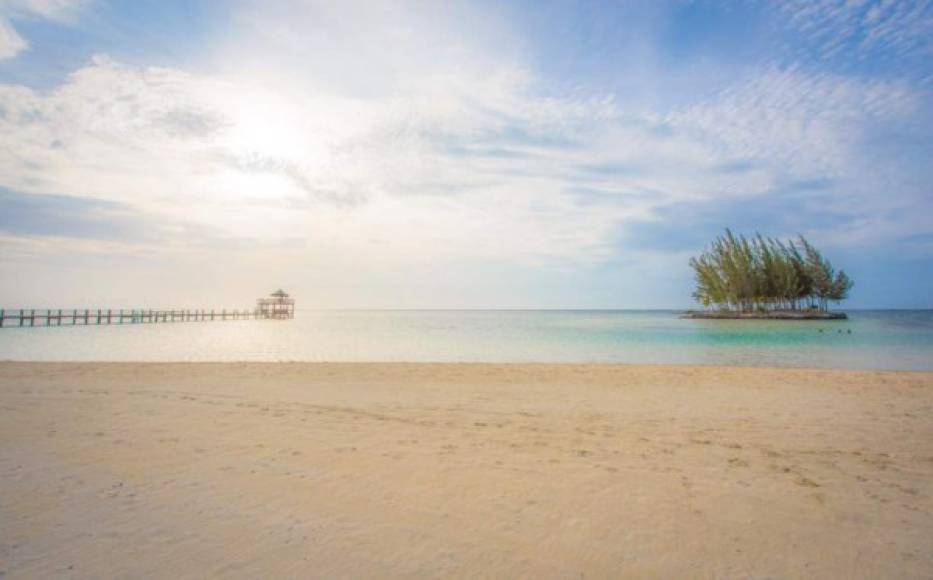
[1,310,932,370]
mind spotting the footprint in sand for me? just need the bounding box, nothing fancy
[795,476,820,487]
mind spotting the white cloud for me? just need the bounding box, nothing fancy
[0,50,920,269]
[778,0,933,61]
[0,0,88,60]
[1,0,88,21]
[0,14,26,59]
[665,66,917,178]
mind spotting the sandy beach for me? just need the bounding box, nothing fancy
[1,362,931,578]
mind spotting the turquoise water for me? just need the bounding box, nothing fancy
[0,310,932,370]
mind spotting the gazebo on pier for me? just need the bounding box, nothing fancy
[257,289,295,319]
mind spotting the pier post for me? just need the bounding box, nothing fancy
[0,309,3,328]
[47,309,51,326]
[30,309,35,326]
[20,309,24,327]
[58,309,62,325]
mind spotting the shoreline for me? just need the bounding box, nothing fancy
[2,359,931,372]
[4,359,932,374]
[2,362,931,578]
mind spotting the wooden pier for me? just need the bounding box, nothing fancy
[0,290,296,329]
[0,308,267,328]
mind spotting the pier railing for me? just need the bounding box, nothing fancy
[0,308,287,328]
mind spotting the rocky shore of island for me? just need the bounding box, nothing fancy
[682,310,847,320]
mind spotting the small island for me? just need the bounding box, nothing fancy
[683,230,853,320]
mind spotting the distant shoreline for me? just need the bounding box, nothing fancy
[682,310,847,320]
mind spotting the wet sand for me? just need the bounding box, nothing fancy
[1,362,931,578]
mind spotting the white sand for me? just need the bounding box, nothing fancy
[1,362,931,578]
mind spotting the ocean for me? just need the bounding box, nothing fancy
[1,310,932,370]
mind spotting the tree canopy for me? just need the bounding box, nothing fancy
[689,230,853,312]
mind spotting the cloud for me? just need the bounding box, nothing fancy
[0,186,281,250]
[0,49,924,270]
[1,0,88,21]
[0,11,27,59]
[0,0,88,59]
[778,0,933,64]
[665,66,917,177]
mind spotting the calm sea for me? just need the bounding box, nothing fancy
[1,310,932,371]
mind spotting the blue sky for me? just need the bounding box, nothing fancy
[0,0,931,308]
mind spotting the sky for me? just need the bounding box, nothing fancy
[0,0,931,309]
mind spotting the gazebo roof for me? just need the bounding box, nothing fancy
[271,289,289,298]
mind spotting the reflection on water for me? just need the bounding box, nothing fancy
[1,310,932,370]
